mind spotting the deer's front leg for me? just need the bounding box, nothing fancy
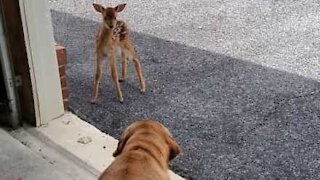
[91,55,103,104]
[108,52,123,103]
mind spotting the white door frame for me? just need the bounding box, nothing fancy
[19,0,64,126]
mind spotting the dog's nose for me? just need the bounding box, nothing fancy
[109,25,114,28]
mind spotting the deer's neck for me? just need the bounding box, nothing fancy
[98,24,113,41]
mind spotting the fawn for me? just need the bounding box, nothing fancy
[91,3,146,103]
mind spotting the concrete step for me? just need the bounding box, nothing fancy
[1,127,98,180]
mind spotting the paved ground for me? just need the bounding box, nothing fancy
[49,1,320,179]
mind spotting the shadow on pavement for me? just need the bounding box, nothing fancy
[51,10,320,180]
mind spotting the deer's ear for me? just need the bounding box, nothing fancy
[115,4,126,13]
[93,3,104,13]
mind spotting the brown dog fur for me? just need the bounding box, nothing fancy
[99,120,181,180]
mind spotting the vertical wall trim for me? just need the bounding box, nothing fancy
[18,0,64,126]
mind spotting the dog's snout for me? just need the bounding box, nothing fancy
[109,25,114,28]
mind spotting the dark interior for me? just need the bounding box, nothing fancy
[0,62,9,113]
[0,59,11,127]
[0,0,35,126]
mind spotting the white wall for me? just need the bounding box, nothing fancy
[19,0,64,126]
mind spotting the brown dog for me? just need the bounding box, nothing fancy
[99,120,181,180]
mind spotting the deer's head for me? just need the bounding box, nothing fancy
[93,3,126,29]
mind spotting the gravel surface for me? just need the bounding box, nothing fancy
[49,1,320,179]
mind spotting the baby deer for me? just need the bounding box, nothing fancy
[91,3,146,103]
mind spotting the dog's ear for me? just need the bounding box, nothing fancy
[93,3,105,13]
[113,128,132,157]
[167,136,181,161]
[113,139,125,157]
[114,4,126,13]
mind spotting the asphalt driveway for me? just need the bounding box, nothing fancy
[49,1,320,179]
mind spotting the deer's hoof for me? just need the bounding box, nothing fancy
[140,88,146,94]
[91,100,97,104]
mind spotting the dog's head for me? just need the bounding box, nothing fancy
[113,120,181,161]
[93,3,126,29]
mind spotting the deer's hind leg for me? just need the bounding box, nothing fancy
[122,40,146,93]
[132,55,146,93]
